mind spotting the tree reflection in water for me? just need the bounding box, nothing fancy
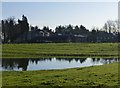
[1,58,119,71]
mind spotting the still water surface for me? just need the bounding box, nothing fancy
[1,58,119,71]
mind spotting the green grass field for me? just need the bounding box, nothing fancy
[2,43,120,87]
[2,43,119,58]
[2,62,119,88]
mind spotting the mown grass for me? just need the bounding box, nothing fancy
[2,62,119,88]
[2,43,119,58]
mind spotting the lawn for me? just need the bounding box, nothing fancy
[2,43,120,88]
[2,62,119,88]
[2,43,119,58]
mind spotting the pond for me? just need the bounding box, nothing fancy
[0,58,119,71]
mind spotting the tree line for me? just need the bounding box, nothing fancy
[1,15,120,43]
[1,15,29,43]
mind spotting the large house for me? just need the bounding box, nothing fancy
[15,29,50,43]
[96,32,117,43]
[29,29,50,39]
[74,34,87,42]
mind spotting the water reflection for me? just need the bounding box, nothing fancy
[1,58,119,71]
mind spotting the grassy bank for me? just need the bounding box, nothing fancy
[2,43,119,58]
[2,62,119,88]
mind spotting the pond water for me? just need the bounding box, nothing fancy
[0,58,119,71]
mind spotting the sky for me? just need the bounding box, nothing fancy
[1,0,120,2]
[2,1,118,31]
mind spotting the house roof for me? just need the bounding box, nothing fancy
[74,34,87,37]
[31,29,49,34]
